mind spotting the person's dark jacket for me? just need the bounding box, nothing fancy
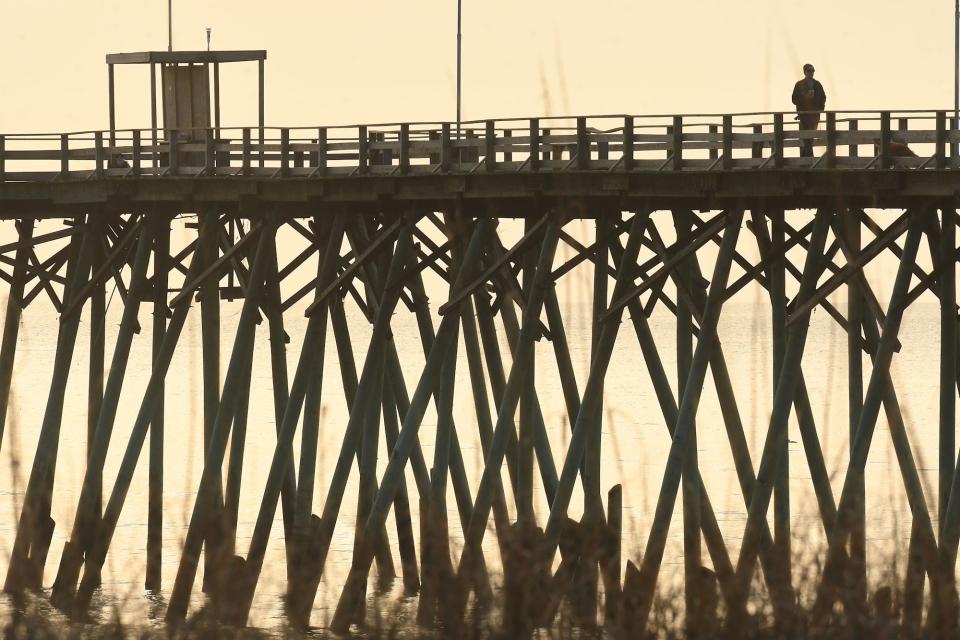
[792,79,826,112]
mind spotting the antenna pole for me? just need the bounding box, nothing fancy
[955,0,958,141]
[167,0,173,52]
[456,0,461,140]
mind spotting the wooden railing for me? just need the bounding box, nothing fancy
[0,111,958,182]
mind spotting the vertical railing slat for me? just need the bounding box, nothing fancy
[577,117,589,170]
[242,128,251,175]
[358,125,369,175]
[937,111,947,169]
[880,111,891,169]
[280,128,290,177]
[95,131,105,178]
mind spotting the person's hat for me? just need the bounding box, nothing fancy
[803,63,815,72]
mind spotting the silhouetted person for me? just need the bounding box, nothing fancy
[792,63,826,157]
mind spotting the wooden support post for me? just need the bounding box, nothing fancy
[810,215,929,618]
[88,229,106,539]
[146,213,169,592]
[840,212,867,611]
[0,135,5,181]
[241,128,251,174]
[942,208,957,524]
[50,221,156,611]
[708,124,718,160]
[752,124,763,160]
[769,209,792,605]
[728,209,832,612]
[675,210,702,635]
[65,217,209,615]
[213,63,220,134]
[198,212,224,594]
[503,128,513,163]
[150,64,158,172]
[0,218,34,454]
[517,217,537,526]
[5,223,96,594]
[849,118,859,158]
[165,221,280,624]
[600,212,745,632]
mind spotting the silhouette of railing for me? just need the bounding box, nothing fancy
[1,110,958,182]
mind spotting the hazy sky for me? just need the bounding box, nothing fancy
[0,1,955,132]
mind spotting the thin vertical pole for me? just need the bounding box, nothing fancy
[150,64,158,172]
[146,213,170,591]
[456,0,462,139]
[167,0,173,52]
[213,63,221,135]
[107,64,116,147]
[258,60,265,169]
[0,218,33,453]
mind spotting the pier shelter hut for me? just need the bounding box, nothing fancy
[104,50,266,167]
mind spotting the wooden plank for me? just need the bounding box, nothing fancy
[106,50,266,65]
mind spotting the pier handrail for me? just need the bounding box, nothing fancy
[0,110,957,182]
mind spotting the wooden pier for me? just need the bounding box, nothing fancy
[0,103,960,635]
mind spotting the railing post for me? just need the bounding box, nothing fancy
[503,129,513,163]
[485,120,496,173]
[708,124,718,160]
[400,124,410,175]
[316,127,327,176]
[937,111,947,170]
[623,116,634,171]
[826,112,837,169]
[529,118,540,172]
[205,128,215,176]
[440,123,451,172]
[242,128,251,174]
[95,131,105,178]
[849,119,859,158]
[280,128,290,177]
[672,115,683,170]
[880,111,891,169]
[60,134,69,177]
[358,125,369,175]
[752,124,763,159]
[169,133,179,176]
[577,116,589,170]
[722,115,733,170]
[0,135,5,182]
[772,112,784,168]
[132,130,141,176]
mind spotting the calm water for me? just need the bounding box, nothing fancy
[0,220,944,632]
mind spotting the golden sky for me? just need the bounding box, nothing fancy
[0,1,955,132]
